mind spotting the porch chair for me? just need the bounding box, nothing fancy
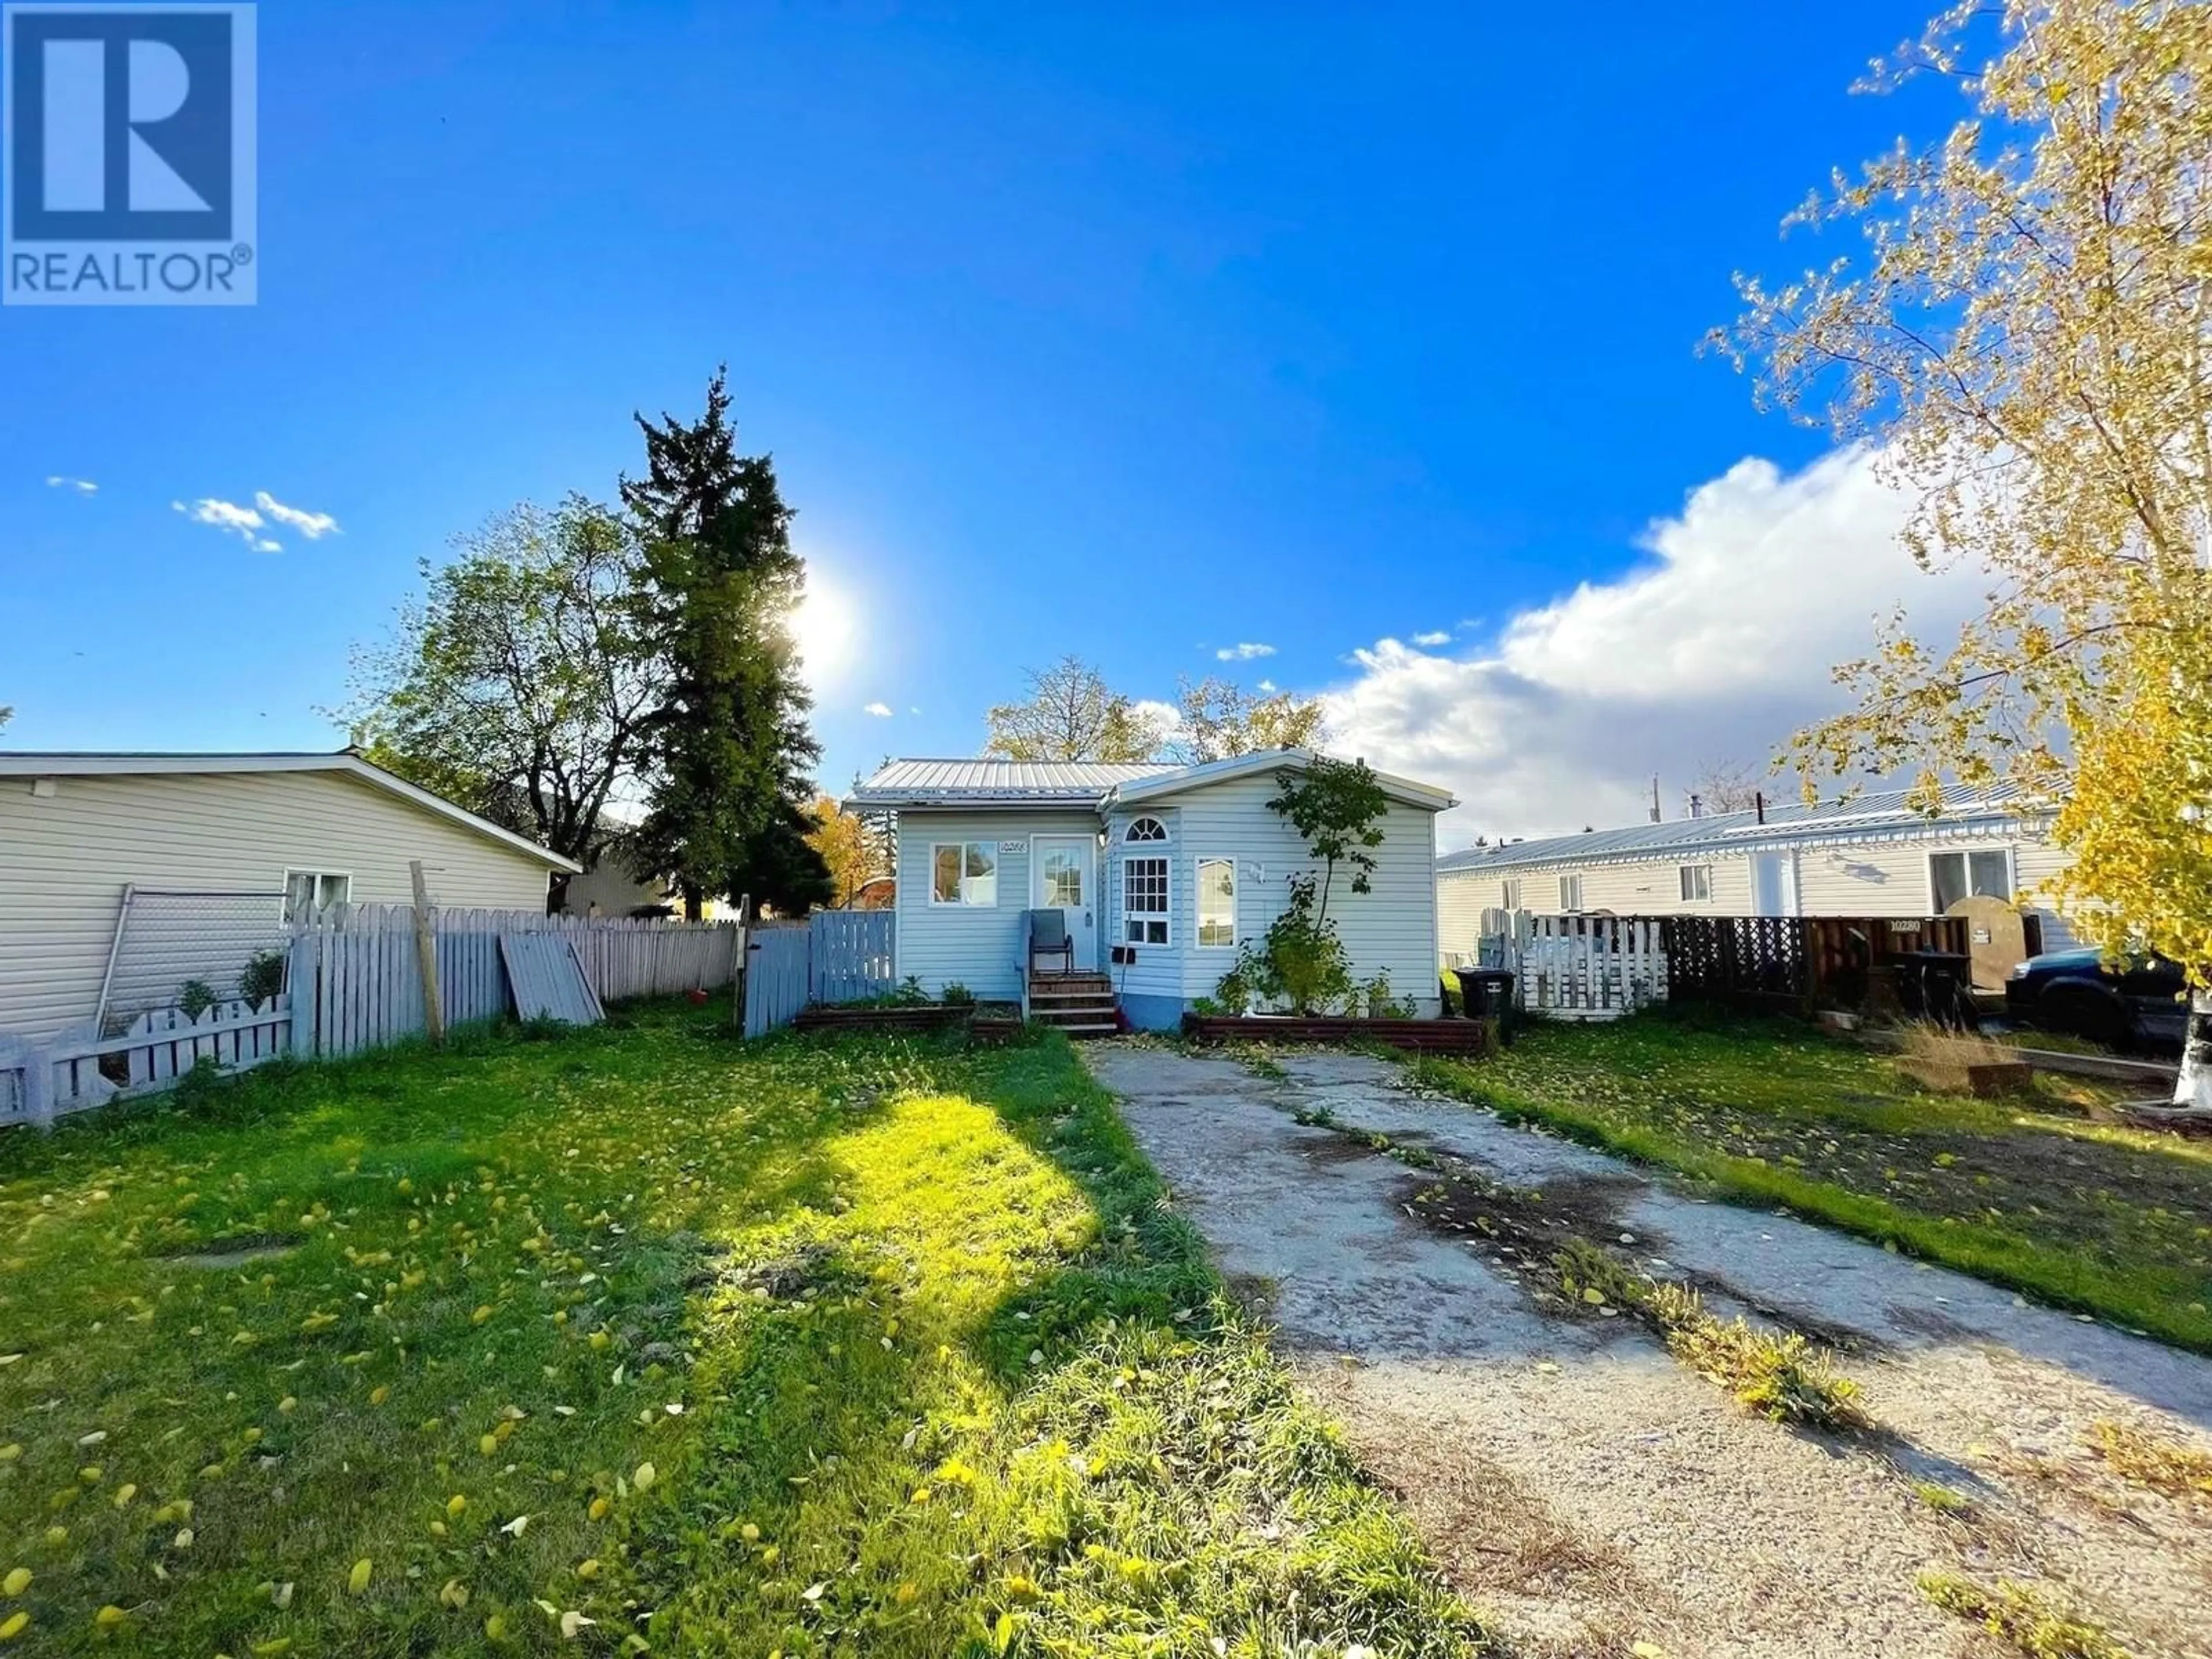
[1026,908,1075,976]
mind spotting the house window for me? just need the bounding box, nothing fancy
[1559,874,1584,912]
[1930,848,2011,910]
[1123,855,1170,945]
[1679,864,1713,903]
[1196,857,1236,948]
[930,842,999,907]
[283,869,351,924]
[1501,877,1521,911]
[1126,816,1169,843]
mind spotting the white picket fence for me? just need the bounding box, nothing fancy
[0,908,745,1127]
[1468,909,1668,1021]
[1,998,294,1128]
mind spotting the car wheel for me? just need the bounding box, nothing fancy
[2036,984,2127,1048]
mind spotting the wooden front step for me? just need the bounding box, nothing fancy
[1028,972,1118,1037]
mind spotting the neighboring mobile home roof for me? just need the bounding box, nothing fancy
[847,750,1457,813]
[0,751,581,872]
[1438,783,2047,876]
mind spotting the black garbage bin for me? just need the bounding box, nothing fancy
[1452,967,1517,1041]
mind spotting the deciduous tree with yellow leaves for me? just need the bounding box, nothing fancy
[1717,0,2212,1111]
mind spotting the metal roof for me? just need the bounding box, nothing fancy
[1437,783,2047,875]
[847,757,1180,807]
[849,751,1458,812]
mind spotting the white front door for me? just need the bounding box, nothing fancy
[1031,836,1097,970]
[1752,852,1800,918]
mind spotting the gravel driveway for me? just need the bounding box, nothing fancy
[1085,1043,2212,1659]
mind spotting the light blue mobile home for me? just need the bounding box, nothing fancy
[846,751,1454,1031]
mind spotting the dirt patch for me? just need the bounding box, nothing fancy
[158,1232,305,1268]
[1305,1359,1666,1658]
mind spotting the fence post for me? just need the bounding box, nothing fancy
[288,931,317,1056]
[410,861,446,1047]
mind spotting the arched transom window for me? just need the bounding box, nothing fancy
[1125,816,1169,843]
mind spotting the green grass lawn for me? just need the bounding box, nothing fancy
[0,1005,1488,1657]
[1411,1007,2212,1354]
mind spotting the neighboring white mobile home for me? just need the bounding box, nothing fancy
[847,750,1454,1030]
[1435,786,2071,962]
[0,752,578,1039]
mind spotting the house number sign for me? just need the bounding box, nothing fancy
[998,840,1028,854]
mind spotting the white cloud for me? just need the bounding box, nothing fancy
[863,701,893,718]
[1132,698,1183,738]
[1256,679,1278,693]
[46,475,96,494]
[1215,642,1277,662]
[1321,446,1987,844]
[253,490,340,539]
[172,497,282,553]
[1411,630,1452,647]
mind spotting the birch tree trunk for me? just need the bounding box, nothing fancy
[2176,990,2212,1113]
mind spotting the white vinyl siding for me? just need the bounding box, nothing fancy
[893,810,1098,1001]
[0,769,558,1040]
[1438,827,2075,952]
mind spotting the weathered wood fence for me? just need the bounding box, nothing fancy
[741,909,901,1039]
[2,907,744,1127]
[1658,914,1969,1012]
[743,925,814,1039]
[1,998,294,1128]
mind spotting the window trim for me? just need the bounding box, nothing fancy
[1501,877,1521,912]
[1927,844,2015,911]
[1678,863,1713,903]
[1195,855,1237,950]
[927,840,1000,908]
[1124,815,1171,844]
[1121,853,1172,946]
[282,867,353,925]
[1559,873,1584,912]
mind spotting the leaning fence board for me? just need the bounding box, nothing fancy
[501,934,605,1026]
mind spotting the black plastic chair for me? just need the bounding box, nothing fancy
[1027,908,1074,976]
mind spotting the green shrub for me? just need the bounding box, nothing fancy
[941,982,976,1006]
[177,978,219,1020]
[238,949,287,1007]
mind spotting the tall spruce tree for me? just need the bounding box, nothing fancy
[623,370,833,917]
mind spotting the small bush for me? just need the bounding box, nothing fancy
[177,978,219,1020]
[941,982,976,1007]
[1917,1571,2131,1659]
[238,949,287,1006]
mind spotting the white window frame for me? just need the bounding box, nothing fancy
[1195,855,1237,949]
[1121,854,1172,946]
[928,841,999,908]
[1124,815,1171,844]
[1501,877,1521,911]
[282,868,353,925]
[1559,873,1584,912]
[1927,845,2014,911]
[1679,863,1713,903]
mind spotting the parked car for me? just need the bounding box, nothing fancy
[2003,948,2188,1049]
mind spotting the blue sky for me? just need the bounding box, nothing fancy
[1,1,1969,842]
